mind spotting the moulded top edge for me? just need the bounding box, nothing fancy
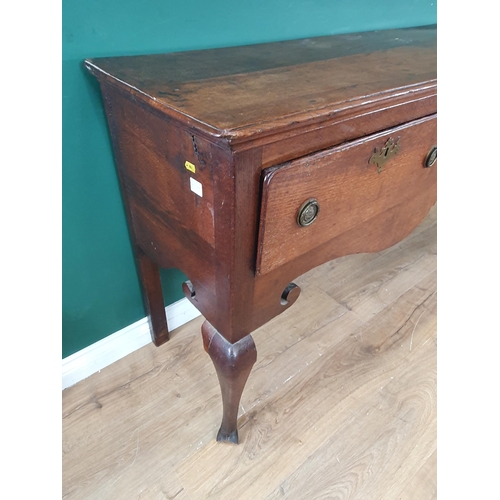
[85,26,436,143]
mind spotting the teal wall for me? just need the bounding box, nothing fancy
[62,0,436,358]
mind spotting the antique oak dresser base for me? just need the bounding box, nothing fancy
[85,26,437,443]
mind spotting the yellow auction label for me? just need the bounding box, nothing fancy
[185,160,196,173]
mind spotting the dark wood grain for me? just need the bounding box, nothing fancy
[85,26,436,145]
[135,247,169,345]
[202,321,257,444]
[86,26,437,442]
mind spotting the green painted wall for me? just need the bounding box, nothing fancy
[62,0,436,358]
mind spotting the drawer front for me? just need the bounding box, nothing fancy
[256,115,437,275]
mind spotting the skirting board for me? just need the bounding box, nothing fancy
[62,297,201,390]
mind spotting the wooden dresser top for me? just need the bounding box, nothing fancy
[85,26,436,143]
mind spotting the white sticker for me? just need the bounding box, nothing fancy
[190,177,203,197]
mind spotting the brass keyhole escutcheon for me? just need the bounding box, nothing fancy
[425,146,437,168]
[297,198,320,227]
[369,136,401,174]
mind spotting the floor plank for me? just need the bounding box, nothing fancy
[396,449,437,500]
[62,206,437,500]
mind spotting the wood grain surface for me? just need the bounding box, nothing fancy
[85,26,436,142]
[257,115,436,274]
[62,205,436,500]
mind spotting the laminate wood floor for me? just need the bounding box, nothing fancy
[62,206,437,500]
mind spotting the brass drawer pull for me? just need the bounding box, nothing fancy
[297,198,320,227]
[425,146,437,168]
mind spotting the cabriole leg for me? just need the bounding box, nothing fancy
[202,321,257,444]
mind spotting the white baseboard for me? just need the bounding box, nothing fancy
[62,298,201,390]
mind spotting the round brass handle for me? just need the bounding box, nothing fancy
[425,146,437,168]
[297,198,320,227]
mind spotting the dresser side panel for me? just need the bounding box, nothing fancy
[100,85,235,318]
